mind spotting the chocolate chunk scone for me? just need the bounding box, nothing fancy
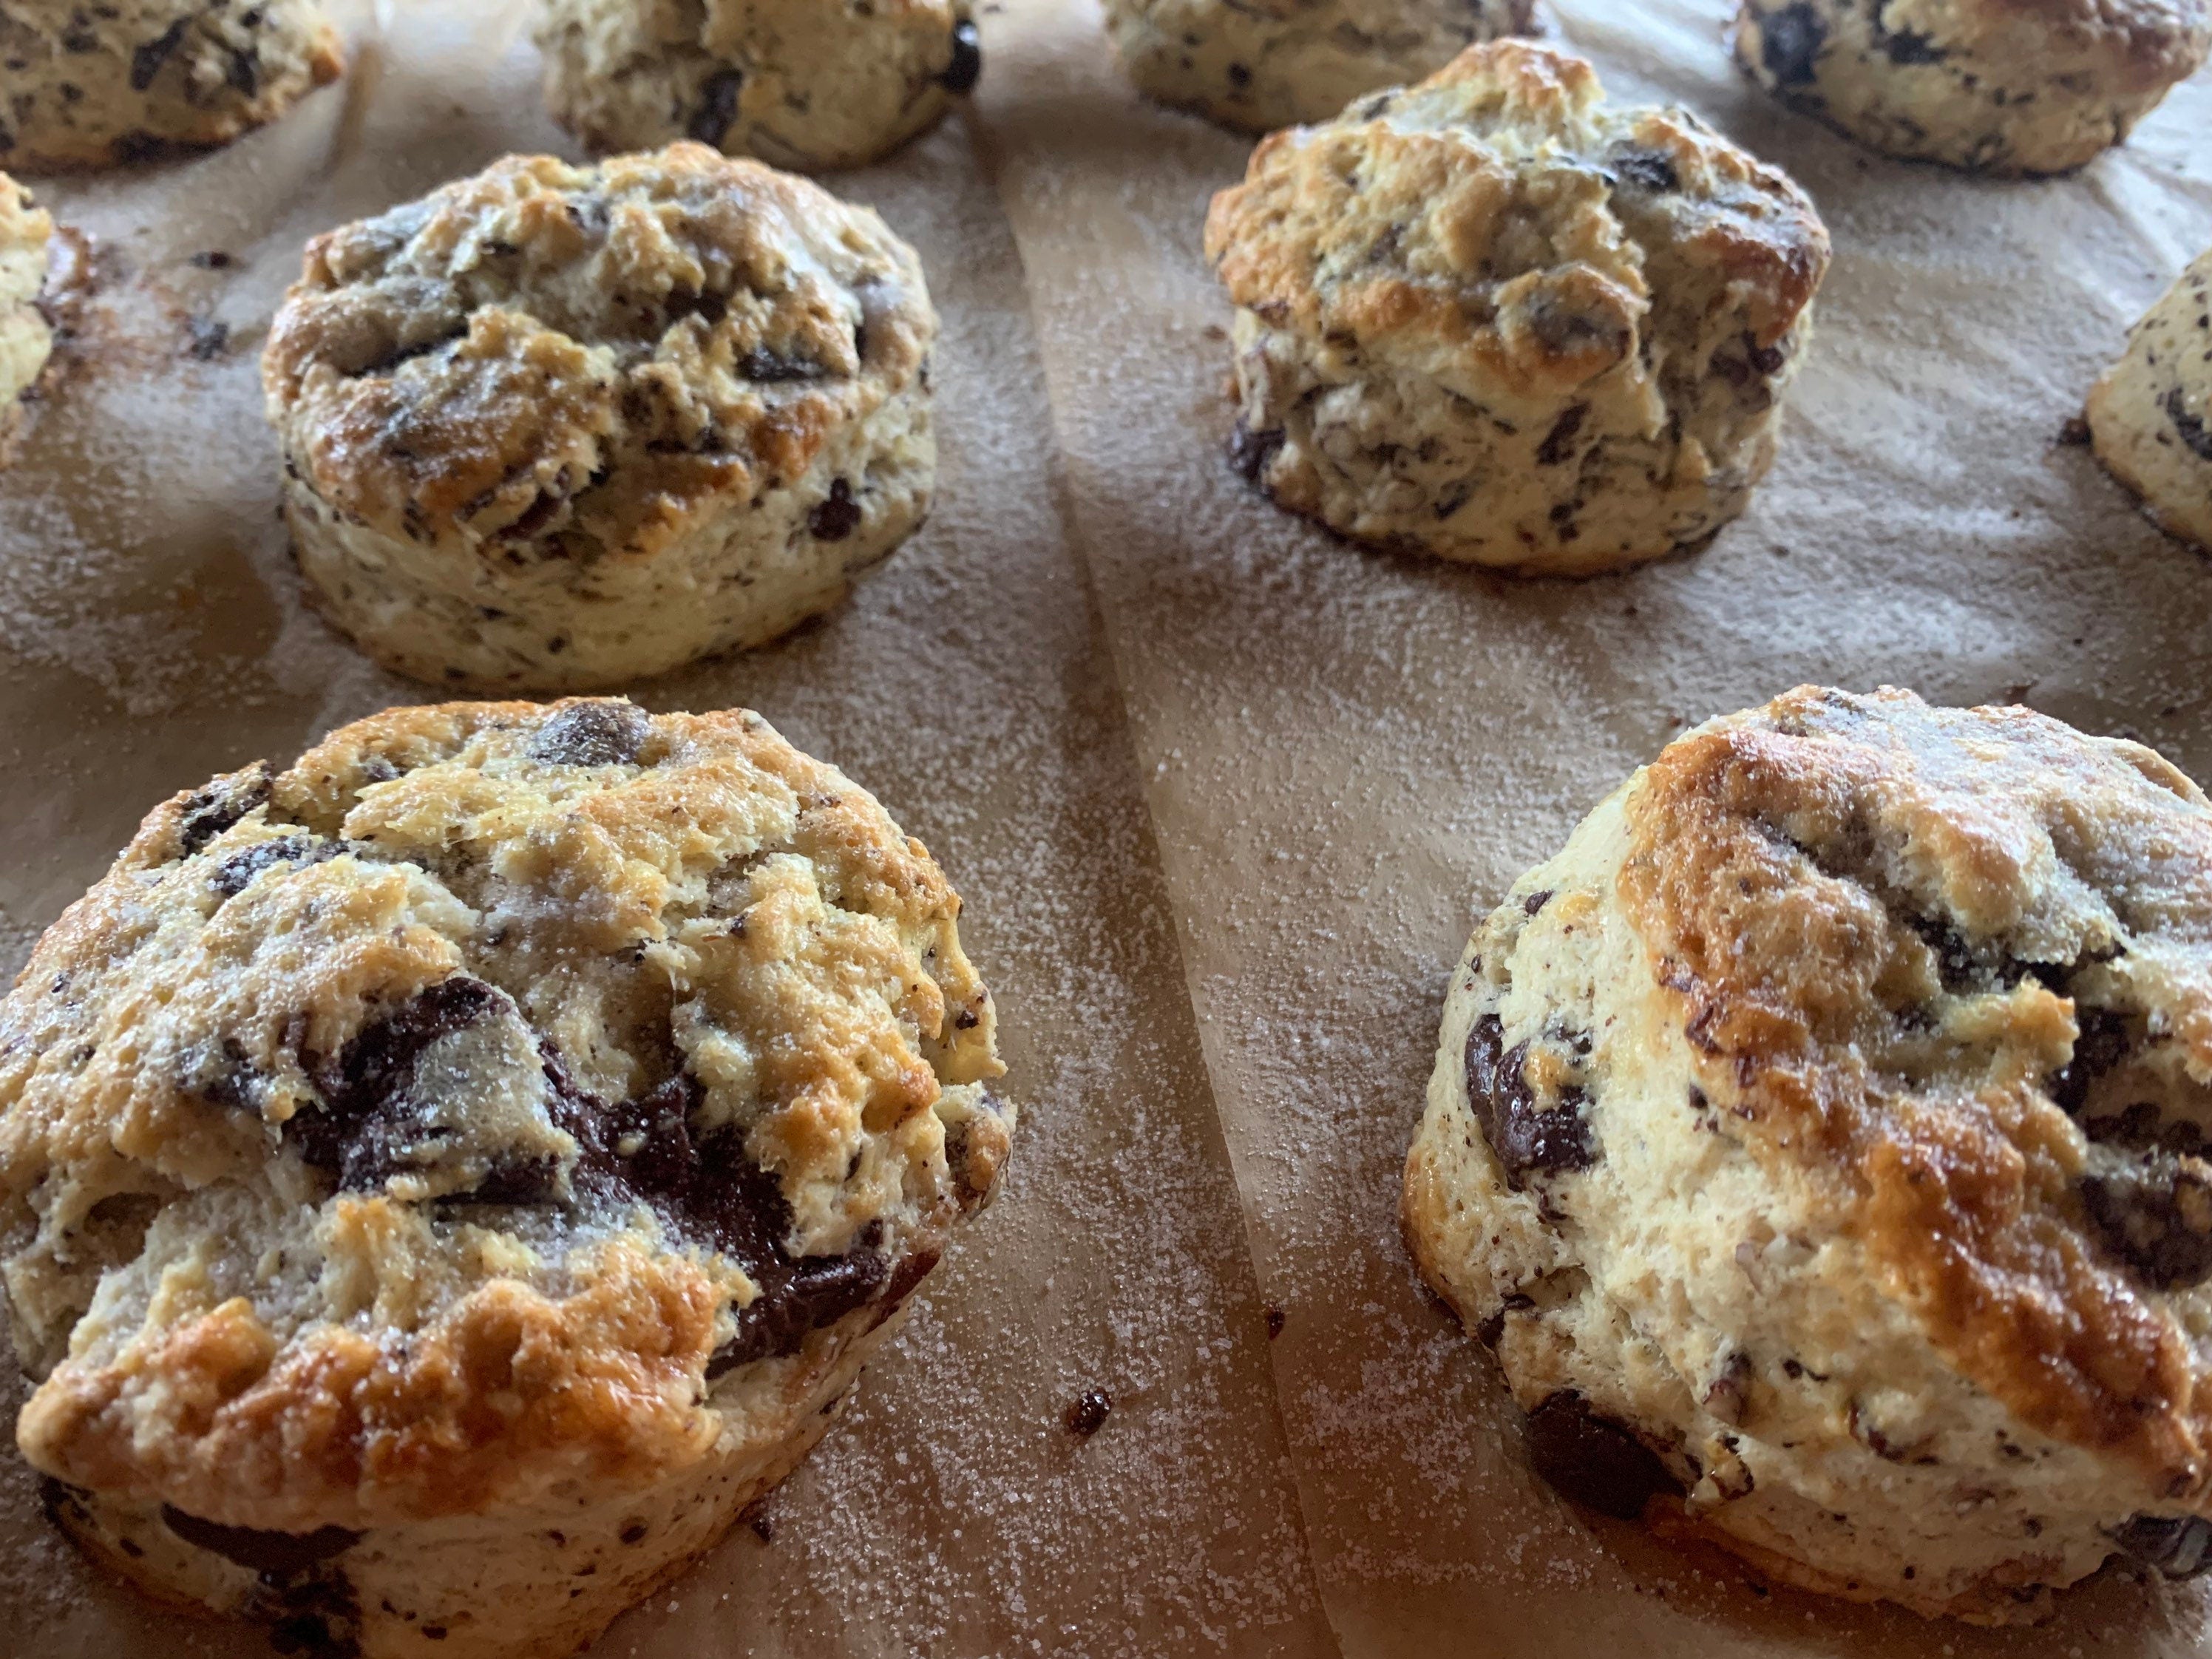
[1203,41,1830,575]
[2086,249,2212,553]
[0,0,342,171]
[1734,0,2210,176]
[535,0,982,171]
[0,699,1011,1659]
[261,143,937,691]
[1405,686,2212,1623]
[0,170,52,459]
[1100,0,1537,135]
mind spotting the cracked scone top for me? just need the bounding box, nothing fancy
[1204,41,1830,576]
[1405,687,2212,1623]
[2087,248,2212,554]
[262,143,938,692]
[1099,0,1536,135]
[1734,0,2210,175]
[0,0,342,170]
[0,170,52,457]
[535,0,983,171]
[0,698,1011,1659]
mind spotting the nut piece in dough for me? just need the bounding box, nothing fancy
[1204,41,1831,575]
[1100,0,1537,135]
[1405,685,2212,1623]
[261,142,939,691]
[1733,0,2210,176]
[0,696,1012,1659]
[0,170,52,459]
[0,0,343,171]
[2087,249,2212,553]
[535,0,983,172]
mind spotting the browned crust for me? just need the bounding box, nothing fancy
[1617,687,2212,1491]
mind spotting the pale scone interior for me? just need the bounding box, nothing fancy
[0,170,52,454]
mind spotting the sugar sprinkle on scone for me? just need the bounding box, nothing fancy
[0,697,1011,1659]
[261,143,938,692]
[1101,0,1537,135]
[2087,249,2212,554]
[0,0,343,172]
[535,0,983,172]
[1204,41,1830,576]
[1734,0,2210,176]
[1405,685,2212,1624]
[0,170,52,459]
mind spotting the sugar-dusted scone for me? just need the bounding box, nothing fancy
[1203,42,1829,577]
[1100,0,1536,135]
[261,143,937,692]
[535,0,981,172]
[2087,250,2212,553]
[0,171,52,458]
[0,697,1012,1659]
[1405,685,2212,1624]
[0,0,343,171]
[1734,0,2210,176]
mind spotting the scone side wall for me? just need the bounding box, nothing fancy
[1732,0,2212,175]
[261,144,940,691]
[2086,249,2212,554]
[1405,686,2212,1621]
[0,170,54,456]
[1100,0,1538,135]
[0,0,345,172]
[1203,41,1831,574]
[0,699,1011,1547]
[534,0,983,170]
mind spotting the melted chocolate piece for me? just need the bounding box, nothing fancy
[1228,419,1284,484]
[177,762,274,855]
[688,69,744,145]
[1464,1014,1596,1187]
[738,347,828,383]
[2082,1157,2212,1289]
[2049,1005,2131,1115]
[161,1505,361,1577]
[1523,1392,1680,1521]
[2111,1514,2212,1578]
[1757,2,1828,88]
[940,20,983,93]
[526,700,651,767]
[1880,27,1944,64]
[294,977,506,1189]
[211,835,342,898]
[809,479,862,542]
[1610,148,1680,194]
[1064,1389,1112,1439]
[2167,386,2212,464]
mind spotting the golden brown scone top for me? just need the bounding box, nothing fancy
[1917,0,2210,92]
[0,699,1005,1531]
[261,144,934,566]
[1204,41,1830,414]
[1621,686,2212,1493]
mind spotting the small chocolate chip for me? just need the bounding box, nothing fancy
[227,44,261,97]
[1535,404,1588,467]
[160,1506,361,1577]
[210,835,342,898]
[1228,418,1285,484]
[177,762,274,855]
[2166,387,2212,464]
[1064,1389,1112,1439]
[939,20,982,93]
[1264,1305,1286,1340]
[2057,415,2093,447]
[620,1522,648,1545]
[1522,889,1553,916]
[2111,1514,2212,1577]
[808,479,862,542]
[2049,1006,2131,1115]
[1610,147,1680,194]
[129,19,189,90]
[526,700,652,767]
[1757,2,1828,88]
[190,250,235,269]
[688,69,744,145]
[738,347,827,382]
[2082,1156,2212,1289]
[1881,27,1945,65]
[1522,1392,1681,1520]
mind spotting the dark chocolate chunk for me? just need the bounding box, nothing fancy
[1522,889,1553,916]
[1522,1392,1680,1521]
[2167,386,2212,464]
[177,762,274,856]
[526,700,652,767]
[1610,148,1680,194]
[1464,1014,1596,1187]
[129,19,189,91]
[664,288,728,330]
[211,835,342,899]
[2049,1005,2131,1115]
[160,1505,361,1577]
[228,44,261,97]
[939,20,983,93]
[688,69,744,145]
[2082,1156,2212,1289]
[1535,404,1588,467]
[808,478,862,542]
[1881,27,1944,64]
[1757,2,1828,88]
[294,977,506,1190]
[738,347,828,383]
[2111,1513,2212,1578]
[1064,1389,1112,1439]
[1228,419,1286,484]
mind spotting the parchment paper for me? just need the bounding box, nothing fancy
[0,4,1336,1655]
[979,0,2212,1653]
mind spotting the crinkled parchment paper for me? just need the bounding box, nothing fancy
[2,0,2211,1653]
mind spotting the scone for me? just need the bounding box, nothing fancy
[1404,685,2212,1624]
[0,697,1012,1659]
[2086,250,2212,553]
[1734,0,2211,176]
[0,0,343,171]
[261,143,937,692]
[1100,0,1536,135]
[1203,41,1830,576]
[0,170,52,458]
[535,0,982,172]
